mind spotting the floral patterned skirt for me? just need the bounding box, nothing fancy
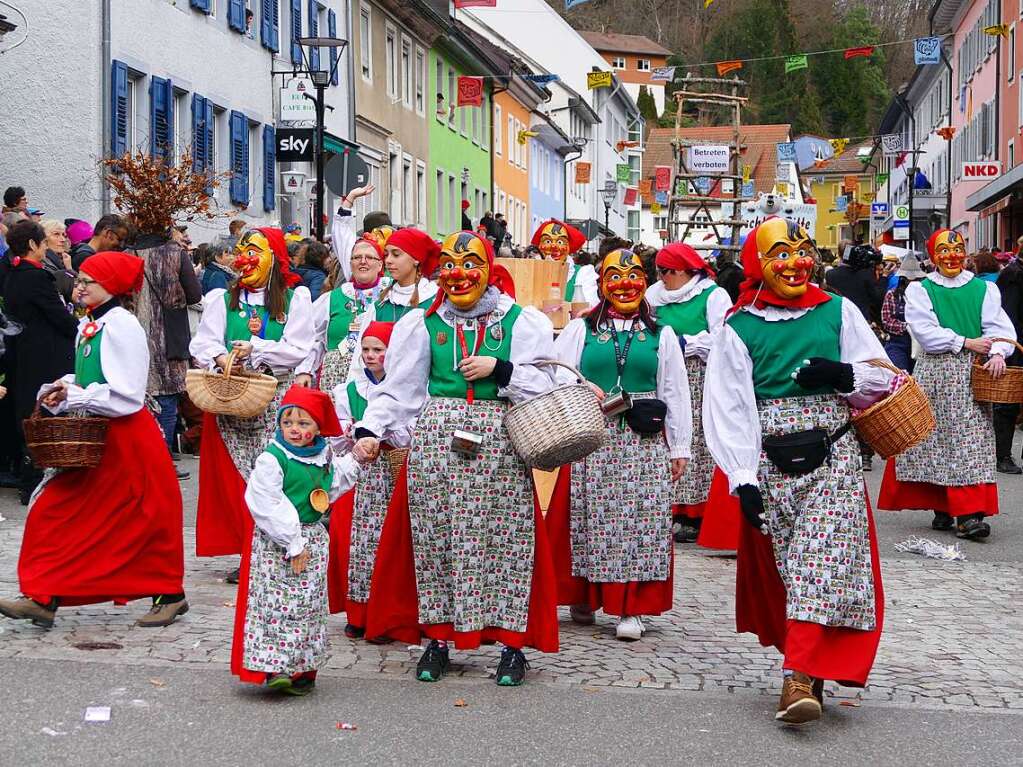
[406,397,535,633]
[346,457,392,604]
[216,375,293,480]
[319,343,356,396]
[569,393,672,583]
[758,394,876,631]
[242,523,329,675]
[894,352,995,486]
[673,356,713,507]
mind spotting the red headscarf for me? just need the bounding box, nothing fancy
[730,220,830,315]
[925,227,963,259]
[255,227,301,287]
[530,219,586,254]
[362,320,394,347]
[656,243,715,277]
[425,231,516,316]
[79,251,145,296]
[385,228,442,276]
[277,385,342,437]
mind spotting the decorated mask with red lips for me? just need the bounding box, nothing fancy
[755,217,817,301]
[438,232,491,310]
[599,249,647,315]
[927,228,967,278]
[537,222,571,261]
[233,230,275,289]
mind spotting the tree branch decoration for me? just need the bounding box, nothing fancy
[100,149,232,235]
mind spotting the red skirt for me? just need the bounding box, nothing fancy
[877,459,998,518]
[325,487,357,617]
[196,413,252,557]
[696,468,741,551]
[672,501,706,520]
[546,465,674,617]
[19,409,184,606]
[364,463,559,652]
[734,491,884,687]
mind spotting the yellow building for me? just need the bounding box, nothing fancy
[806,142,875,252]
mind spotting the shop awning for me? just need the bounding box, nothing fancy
[966,163,1023,212]
[324,132,359,156]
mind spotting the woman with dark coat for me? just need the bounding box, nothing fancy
[2,221,78,502]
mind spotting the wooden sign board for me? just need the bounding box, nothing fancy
[496,258,571,329]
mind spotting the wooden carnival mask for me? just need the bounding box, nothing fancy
[234,230,275,290]
[365,225,395,249]
[599,249,647,315]
[439,232,490,310]
[537,222,571,262]
[755,218,817,301]
[928,229,967,278]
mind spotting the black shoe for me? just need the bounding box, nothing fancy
[175,467,191,481]
[931,512,954,531]
[416,640,449,682]
[344,623,365,639]
[225,568,240,585]
[495,646,529,686]
[672,520,685,543]
[956,515,991,541]
[997,457,1022,475]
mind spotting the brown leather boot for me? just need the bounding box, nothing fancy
[776,672,822,725]
[136,599,189,628]
[0,596,56,629]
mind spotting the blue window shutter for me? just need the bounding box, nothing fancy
[228,0,245,32]
[308,1,319,72]
[230,111,249,206]
[191,94,205,172]
[165,82,175,161]
[190,0,211,13]
[290,0,302,65]
[261,0,280,52]
[150,77,172,161]
[263,125,276,212]
[111,60,128,157]
[204,99,215,174]
[328,9,338,85]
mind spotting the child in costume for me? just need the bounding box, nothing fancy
[0,251,187,629]
[231,385,370,695]
[704,219,894,725]
[327,320,412,638]
[189,228,314,573]
[354,231,559,686]
[547,248,691,641]
[878,229,1015,540]
[532,219,599,309]
[646,242,731,544]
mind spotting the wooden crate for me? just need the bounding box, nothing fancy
[496,258,570,328]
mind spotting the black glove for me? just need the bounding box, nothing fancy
[735,484,765,530]
[794,357,855,393]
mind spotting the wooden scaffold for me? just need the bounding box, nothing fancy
[668,73,750,255]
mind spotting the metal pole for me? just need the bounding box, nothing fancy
[315,82,326,242]
[604,202,610,236]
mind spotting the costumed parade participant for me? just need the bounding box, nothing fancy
[189,228,314,571]
[356,230,559,686]
[298,186,388,393]
[361,227,439,324]
[645,242,731,543]
[532,219,599,309]
[704,218,892,725]
[326,320,413,639]
[0,251,187,629]
[878,229,1014,540]
[547,248,691,641]
[230,385,370,696]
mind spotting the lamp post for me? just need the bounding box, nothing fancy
[599,180,618,237]
[296,36,348,242]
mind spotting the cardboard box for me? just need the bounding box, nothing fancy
[496,258,571,328]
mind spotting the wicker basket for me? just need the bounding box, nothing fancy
[386,447,409,484]
[971,337,1023,404]
[23,398,110,469]
[186,350,279,418]
[851,359,935,459]
[503,360,607,471]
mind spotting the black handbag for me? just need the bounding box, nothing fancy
[762,423,852,475]
[624,398,668,435]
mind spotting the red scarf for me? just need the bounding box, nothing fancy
[730,222,830,315]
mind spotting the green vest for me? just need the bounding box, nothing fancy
[655,286,716,336]
[727,296,843,400]
[579,323,661,394]
[264,442,334,524]
[346,380,368,422]
[564,264,578,302]
[326,288,358,349]
[75,328,107,386]
[375,300,415,323]
[223,290,293,344]
[424,305,522,400]
[921,276,986,338]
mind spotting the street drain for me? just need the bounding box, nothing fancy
[73,642,123,651]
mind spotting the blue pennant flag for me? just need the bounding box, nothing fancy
[914,37,942,65]
[776,142,797,163]
[523,74,561,85]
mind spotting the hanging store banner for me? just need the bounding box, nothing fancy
[688,145,730,174]
[280,76,316,122]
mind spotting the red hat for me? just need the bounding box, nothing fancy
[255,226,302,287]
[353,235,385,261]
[277,385,342,437]
[424,231,516,316]
[79,251,145,296]
[362,320,394,346]
[530,219,586,254]
[656,243,715,277]
[461,199,471,210]
[729,219,829,315]
[386,228,442,275]
[925,228,963,258]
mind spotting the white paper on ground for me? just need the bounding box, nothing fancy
[84,706,110,722]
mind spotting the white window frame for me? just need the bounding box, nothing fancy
[494,104,502,155]
[402,153,413,224]
[471,101,480,145]
[384,22,398,99]
[435,58,445,122]
[414,46,426,116]
[173,88,188,163]
[448,173,457,231]
[126,77,137,151]
[416,159,427,227]
[447,68,456,128]
[401,35,413,109]
[359,4,372,81]
[637,59,651,71]
[611,56,625,69]
[1011,25,1017,83]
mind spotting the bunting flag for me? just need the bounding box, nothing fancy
[517,129,538,145]
[565,0,591,8]
[829,137,850,155]
[586,71,613,90]
[914,36,942,65]
[616,163,632,183]
[651,66,676,82]
[651,202,662,215]
[704,0,715,7]
[523,74,560,85]
[844,46,875,60]
[784,55,808,73]
[654,166,672,192]
[741,164,751,184]
[655,190,669,205]
[623,187,638,206]
[937,125,956,140]
[716,60,743,76]
[574,162,591,184]
[843,175,860,193]
[984,24,1010,38]
[876,173,889,186]
[456,76,484,107]
[639,179,653,197]
[454,0,496,7]
[615,140,640,152]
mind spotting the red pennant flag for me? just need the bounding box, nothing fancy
[654,165,672,192]
[716,60,743,76]
[844,46,875,60]
[457,76,484,107]
[624,187,638,206]
[454,0,497,7]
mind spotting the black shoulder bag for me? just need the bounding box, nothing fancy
[604,319,668,435]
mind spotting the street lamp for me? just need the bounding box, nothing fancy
[599,180,619,236]
[297,35,349,241]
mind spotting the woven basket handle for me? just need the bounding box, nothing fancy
[864,357,904,376]
[536,358,586,383]
[986,337,1023,356]
[221,349,240,381]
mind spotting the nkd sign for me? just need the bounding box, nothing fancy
[962,162,1001,180]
